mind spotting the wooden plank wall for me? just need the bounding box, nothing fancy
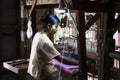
[0,0,20,63]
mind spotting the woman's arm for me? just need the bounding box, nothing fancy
[54,55,78,65]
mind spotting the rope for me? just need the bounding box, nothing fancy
[28,0,37,19]
[58,29,66,80]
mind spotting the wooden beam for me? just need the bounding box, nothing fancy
[0,25,20,30]
[72,1,120,12]
[80,13,101,33]
[109,51,120,60]
[112,15,120,34]
[77,0,87,80]
[98,0,115,80]
[24,4,58,9]
[23,1,120,12]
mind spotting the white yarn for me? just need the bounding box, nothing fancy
[27,19,33,39]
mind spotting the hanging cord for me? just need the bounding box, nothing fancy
[62,0,79,35]
[57,1,79,80]
[58,51,63,80]
[57,1,77,80]
[67,9,79,35]
[58,28,67,80]
[28,0,37,19]
[26,0,37,39]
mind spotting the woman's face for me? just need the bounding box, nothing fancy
[48,24,59,34]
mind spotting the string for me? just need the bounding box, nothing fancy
[62,0,79,35]
[67,9,79,35]
[57,1,78,80]
[58,26,68,80]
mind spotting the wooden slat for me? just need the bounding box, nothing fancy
[109,51,120,60]
[3,59,29,74]
[80,13,101,33]
[0,25,20,30]
[3,62,19,74]
[74,1,120,12]
[24,3,58,9]
[24,1,120,12]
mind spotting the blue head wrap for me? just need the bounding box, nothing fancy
[39,14,60,28]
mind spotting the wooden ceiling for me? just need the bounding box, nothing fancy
[72,1,120,12]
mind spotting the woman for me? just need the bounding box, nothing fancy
[27,14,78,80]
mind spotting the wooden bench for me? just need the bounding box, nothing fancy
[3,59,29,80]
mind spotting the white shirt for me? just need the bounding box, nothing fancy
[27,32,60,80]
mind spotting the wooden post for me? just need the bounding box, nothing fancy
[76,0,87,80]
[98,0,115,80]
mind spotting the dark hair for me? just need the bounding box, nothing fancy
[39,14,60,28]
